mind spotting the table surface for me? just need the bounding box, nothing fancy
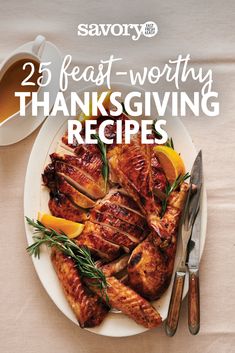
[1,1,235,352]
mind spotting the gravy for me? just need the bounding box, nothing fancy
[0,59,40,123]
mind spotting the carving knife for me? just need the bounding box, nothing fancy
[187,197,202,335]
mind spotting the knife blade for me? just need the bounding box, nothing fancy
[165,150,203,337]
[187,206,201,269]
[187,192,202,335]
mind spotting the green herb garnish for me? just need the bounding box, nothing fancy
[92,133,109,189]
[161,173,190,216]
[152,119,162,139]
[152,119,174,149]
[165,137,174,150]
[121,102,128,115]
[26,217,109,302]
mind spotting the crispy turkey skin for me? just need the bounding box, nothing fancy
[51,249,109,328]
[128,183,189,300]
[108,134,162,234]
[86,275,162,329]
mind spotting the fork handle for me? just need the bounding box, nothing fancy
[165,271,186,336]
[188,268,200,335]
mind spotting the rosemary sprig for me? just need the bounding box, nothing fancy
[152,120,162,140]
[161,173,190,216]
[121,102,128,115]
[165,137,174,150]
[152,119,174,149]
[92,133,109,189]
[26,217,109,302]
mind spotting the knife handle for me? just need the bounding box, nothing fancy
[188,269,200,335]
[165,271,186,336]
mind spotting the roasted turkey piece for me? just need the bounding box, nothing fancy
[48,191,88,222]
[151,146,167,193]
[42,159,95,210]
[81,220,139,252]
[100,254,130,277]
[56,174,96,209]
[80,190,148,256]
[108,133,162,235]
[107,189,144,214]
[90,209,146,241]
[43,148,106,205]
[94,200,148,231]
[76,221,121,261]
[42,163,88,221]
[128,183,189,300]
[50,150,105,191]
[51,249,109,328]
[86,275,162,329]
[54,161,106,200]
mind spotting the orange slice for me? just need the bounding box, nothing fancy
[78,90,111,122]
[38,212,84,239]
[153,145,186,184]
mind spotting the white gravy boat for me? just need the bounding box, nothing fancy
[0,35,45,142]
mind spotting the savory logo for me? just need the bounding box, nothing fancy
[77,21,158,41]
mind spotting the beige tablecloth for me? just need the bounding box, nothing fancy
[1,1,235,352]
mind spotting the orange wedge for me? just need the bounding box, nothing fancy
[78,90,111,122]
[153,145,186,184]
[38,212,84,239]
